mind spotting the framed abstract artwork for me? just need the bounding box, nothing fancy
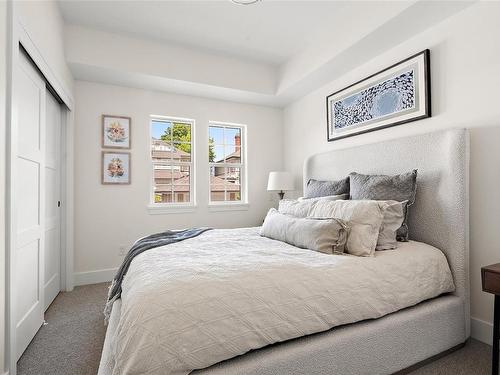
[102,115,131,149]
[102,151,131,185]
[326,49,430,141]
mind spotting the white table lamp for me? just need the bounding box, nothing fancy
[267,171,294,200]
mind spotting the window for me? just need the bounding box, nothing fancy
[150,116,194,206]
[208,122,246,204]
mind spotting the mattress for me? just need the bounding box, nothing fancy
[98,227,455,375]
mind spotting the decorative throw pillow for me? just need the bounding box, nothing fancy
[260,208,349,255]
[307,200,384,257]
[376,200,407,250]
[279,194,348,218]
[349,170,417,241]
[304,177,350,199]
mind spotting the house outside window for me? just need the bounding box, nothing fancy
[208,122,246,204]
[150,116,194,206]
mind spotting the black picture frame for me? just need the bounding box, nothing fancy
[326,49,431,142]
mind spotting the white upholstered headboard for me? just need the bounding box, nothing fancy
[304,128,470,333]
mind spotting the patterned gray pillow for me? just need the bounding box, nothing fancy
[349,170,417,241]
[304,177,349,199]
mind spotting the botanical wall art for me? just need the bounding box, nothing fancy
[102,115,131,149]
[326,49,430,141]
[102,151,131,184]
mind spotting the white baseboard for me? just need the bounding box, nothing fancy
[471,316,493,345]
[74,268,117,286]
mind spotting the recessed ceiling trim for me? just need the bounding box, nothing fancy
[62,1,476,108]
[231,0,261,5]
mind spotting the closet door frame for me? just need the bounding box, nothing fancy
[5,3,75,374]
[44,88,63,312]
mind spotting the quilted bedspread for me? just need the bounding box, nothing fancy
[103,227,454,375]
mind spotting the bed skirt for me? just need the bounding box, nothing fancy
[99,294,466,375]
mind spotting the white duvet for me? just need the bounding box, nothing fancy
[101,227,454,375]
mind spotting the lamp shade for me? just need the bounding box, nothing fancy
[267,171,294,191]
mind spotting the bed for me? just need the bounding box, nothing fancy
[99,128,469,375]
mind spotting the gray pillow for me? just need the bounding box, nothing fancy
[349,170,417,241]
[260,208,349,255]
[304,177,349,199]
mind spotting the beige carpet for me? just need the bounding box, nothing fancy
[18,283,492,374]
[17,283,108,375]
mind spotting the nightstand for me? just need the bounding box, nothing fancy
[481,263,500,375]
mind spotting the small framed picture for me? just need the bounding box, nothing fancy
[102,115,131,149]
[102,151,131,185]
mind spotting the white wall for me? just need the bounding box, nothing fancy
[283,2,500,343]
[16,0,73,96]
[0,1,7,371]
[276,2,472,105]
[74,81,283,278]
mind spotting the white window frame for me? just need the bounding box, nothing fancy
[148,115,196,214]
[208,121,248,210]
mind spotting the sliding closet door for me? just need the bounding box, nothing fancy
[44,91,62,311]
[15,51,46,360]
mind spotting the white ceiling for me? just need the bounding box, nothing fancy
[59,0,474,107]
[58,0,411,66]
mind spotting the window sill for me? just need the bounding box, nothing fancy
[147,204,197,215]
[208,203,250,212]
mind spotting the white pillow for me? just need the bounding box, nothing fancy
[297,193,349,202]
[278,199,316,218]
[376,200,407,250]
[279,194,348,218]
[260,208,349,254]
[307,200,384,257]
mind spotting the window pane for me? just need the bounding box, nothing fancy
[209,126,224,145]
[209,124,244,204]
[211,144,224,163]
[211,164,226,179]
[173,142,191,162]
[209,126,224,163]
[224,145,240,164]
[209,167,241,202]
[151,117,193,205]
[152,121,192,161]
[173,167,190,203]
[210,166,225,201]
[151,120,173,161]
[152,120,172,142]
[172,122,191,143]
[208,138,216,163]
[151,139,173,161]
[153,165,173,203]
[225,168,241,201]
[224,127,241,146]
